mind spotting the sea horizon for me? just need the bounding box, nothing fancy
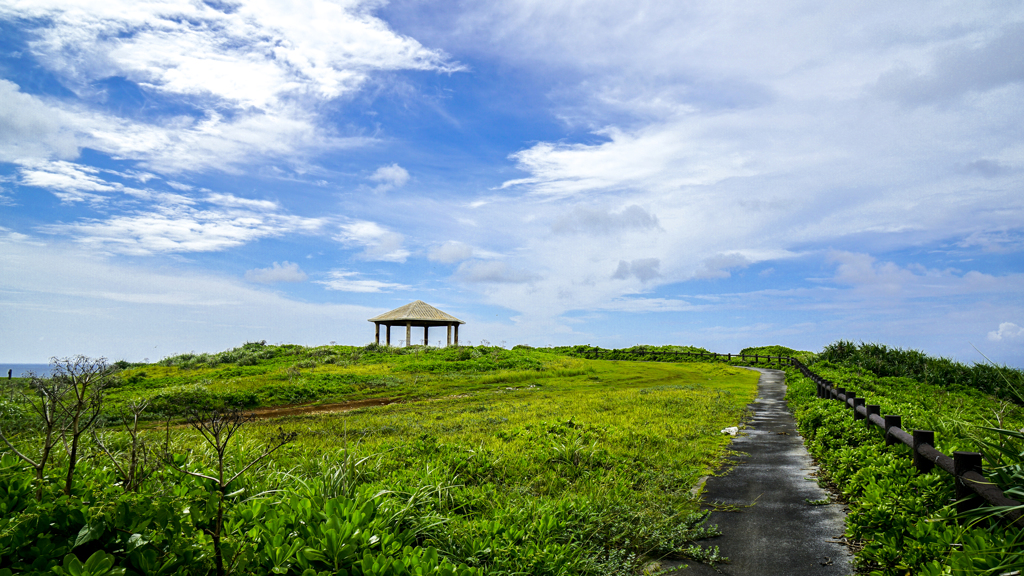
[1,364,54,378]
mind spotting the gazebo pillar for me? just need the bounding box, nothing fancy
[386,324,391,346]
[406,322,411,347]
[447,324,452,347]
[374,322,380,345]
[424,325,429,346]
[454,323,459,346]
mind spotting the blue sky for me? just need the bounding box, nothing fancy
[1,0,1023,366]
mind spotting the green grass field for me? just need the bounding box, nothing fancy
[0,344,760,576]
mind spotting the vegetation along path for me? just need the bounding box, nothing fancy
[674,368,852,575]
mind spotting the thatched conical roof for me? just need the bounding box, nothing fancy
[368,300,465,325]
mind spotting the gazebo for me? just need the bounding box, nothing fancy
[368,300,465,347]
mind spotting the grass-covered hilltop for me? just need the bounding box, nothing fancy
[1,341,1022,575]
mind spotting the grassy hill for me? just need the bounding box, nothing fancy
[0,342,761,575]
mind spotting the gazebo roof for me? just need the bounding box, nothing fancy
[368,300,465,324]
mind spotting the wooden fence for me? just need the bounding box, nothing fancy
[610,349,1024,527]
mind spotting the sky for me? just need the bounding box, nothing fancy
[1,0,1022,367]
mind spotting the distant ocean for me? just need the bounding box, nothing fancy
[1,364,53,378]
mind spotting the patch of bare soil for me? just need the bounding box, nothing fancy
[249,398,397,419]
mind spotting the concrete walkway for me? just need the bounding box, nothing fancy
[666,367,853,576]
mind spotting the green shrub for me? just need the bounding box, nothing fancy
[817,340,1024,402]
[786,362,1024,574]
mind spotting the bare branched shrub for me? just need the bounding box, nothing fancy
[51,355,115,496]
[0,372,71,499]
[164,407,296,576]
[93,399,155,492]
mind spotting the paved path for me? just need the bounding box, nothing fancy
[665,367,853,576]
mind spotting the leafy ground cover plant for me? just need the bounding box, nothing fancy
[779,353,1024,575]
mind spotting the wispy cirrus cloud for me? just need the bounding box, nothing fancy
[14,157,326,255]
[41,204,325,255]
[15,159,193,204]
[315,270,410,293]
[17,159,118,204]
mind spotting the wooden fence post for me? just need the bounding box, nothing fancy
[865,405,880,428]
[884,415,902,446]
[913,430,935,473]
[852,397,865,419]
[954,452,983,514]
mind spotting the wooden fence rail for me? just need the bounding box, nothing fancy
[608,349,1024,526]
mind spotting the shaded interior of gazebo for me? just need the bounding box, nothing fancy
[368,300,465,347]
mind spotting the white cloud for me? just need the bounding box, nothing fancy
[0,78,369,174]
[368,163,410,193]
[39,193,325,255]
[16,159,115,204]
[552,204,660,235]
[428,2,1024,330]
[78,107,369,175]
[245,261,308,284]
[988,322,1024,342]
[315,270,410,293]
[15,159,194,205]
[874,23,1024,105]
[814,253,1024,305]
[0,0,462,173]
[0,80,80,162]
[693,253,751,280]
[455,260,539,284]
[428,240,474,264]
[205,193,279,211]
[166,181,194,191]
[0,239,381,361]
[591,297,698,313]
[14,160,321,255]
[5,0,460,108]
[502,123,756,199]
[611,258,661,282]
[335,220,410,262]
[0,226,37,244]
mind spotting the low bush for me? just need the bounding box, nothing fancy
[817,340,1024,402]
[550,344,711,361]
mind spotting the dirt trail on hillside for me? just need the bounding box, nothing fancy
[248,398,397,419]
